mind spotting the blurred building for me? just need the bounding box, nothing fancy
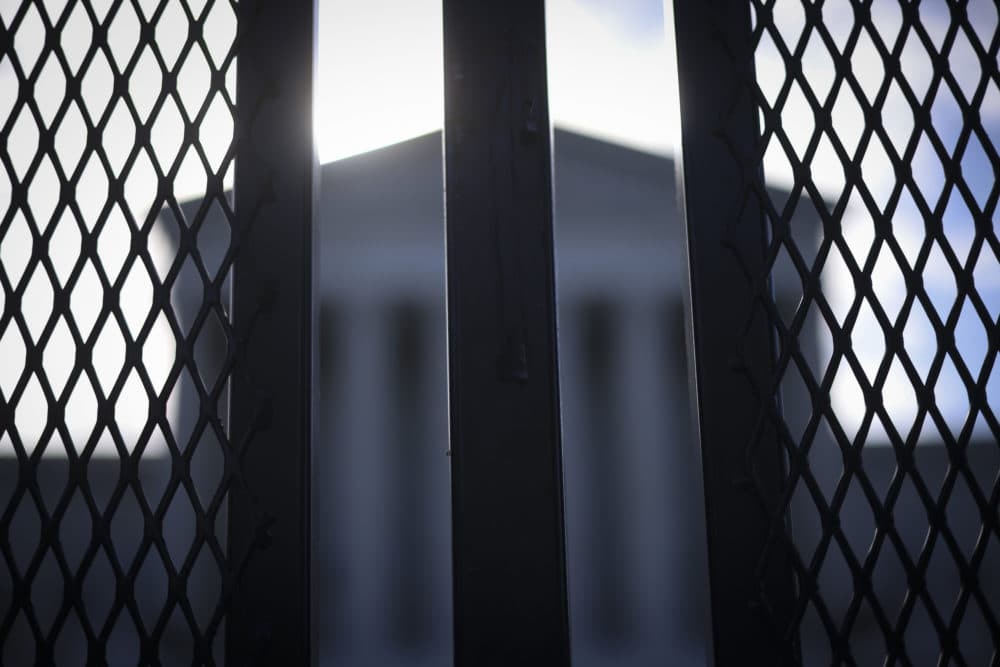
[315,129,709,667]
[312,127,999,667]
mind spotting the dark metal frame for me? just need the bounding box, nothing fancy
[228,0,316,664]
[442,1,572,664]
[675,1,1000,665]
[673,2,798,664]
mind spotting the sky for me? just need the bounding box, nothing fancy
[1,0,998,454]
[314,0,678,162]
[757,1,1000,443]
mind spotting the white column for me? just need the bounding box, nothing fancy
[614,297,676,655]
[554,300,599,645]
[423,301,453,658]
[332,299,391,658]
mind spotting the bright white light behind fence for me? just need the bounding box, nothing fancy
[758,1,1000,444]
[0,0,236,457]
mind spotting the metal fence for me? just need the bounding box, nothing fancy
[0,0,313,663]
[3,0,999,664]
[675,1,1000,664]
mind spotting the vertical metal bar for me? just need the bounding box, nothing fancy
[672,1,798,665]
[442,2,571,664]
[228,0,316,663]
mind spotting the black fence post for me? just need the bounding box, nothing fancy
[672,1,799,664]
[442,2,571,664]
[228,0,316,663]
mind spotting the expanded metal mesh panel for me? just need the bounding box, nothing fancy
[713,0,1000,663]
[1,0,238,663]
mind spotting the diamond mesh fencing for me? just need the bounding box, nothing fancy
[696,0,1000,663]
[0,0,241,663]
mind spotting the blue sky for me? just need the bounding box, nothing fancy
[759,1,1000,443]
